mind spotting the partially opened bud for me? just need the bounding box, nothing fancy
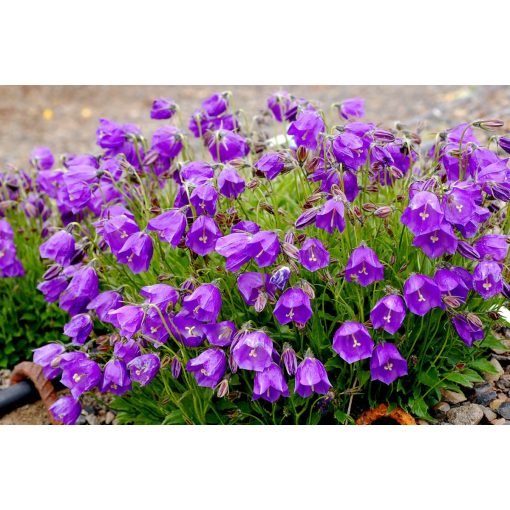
[284,231,295,244]
[296,146,308,164]
[466,313,483,328]
[254,291,268,312]
[282,242,300,259]
[298,279,315,299]
[171,356,182,379]
[282,343,297,376]
[217,378,229,398]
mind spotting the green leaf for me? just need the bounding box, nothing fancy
[334,410,355,425]
[469,358,499,375]
[408,398,434,421]
[444,372,474,388]
[460,368,484,384]
[480,334,508,352]
[418,367,440,387]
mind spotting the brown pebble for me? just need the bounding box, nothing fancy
[490,398,506,410]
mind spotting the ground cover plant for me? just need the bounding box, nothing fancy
[0,172,68,368]
[3,90,510,424]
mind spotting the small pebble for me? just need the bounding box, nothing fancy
[489,398,506,411]
[105,411,115,425]
[490,418,507,425]
[481,406,497,422]
[433,402,450,414]
[85,414,98,425]
[440,389,466,405]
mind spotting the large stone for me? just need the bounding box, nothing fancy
[474,383,497,406]
[446,404,484,425]
[496,401,510,420]
[440,389,466,405]
[484,358,504,383]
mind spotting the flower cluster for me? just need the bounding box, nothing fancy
[6,89,506,425]
[0,219,24,277]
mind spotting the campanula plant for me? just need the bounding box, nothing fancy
[8,90,509,424]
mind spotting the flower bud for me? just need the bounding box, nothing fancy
[362,203,377,212]
[353,205,363,222]
[498,136,510,155]
[143,150,160,166]
[296,146,308,164]
[228,353,238,373]
[171,356,182,379]
[365,183,379,193]
[282,343,297,376]
[180,278,196,292]
[474,119,504,131]
[390,166,404,180]
[217,378,229,398]
[298,279,315,299]
[284,231,295,244]
[157,273,174,281]
[502,281,510,300]
[330,185,347,202]
[305,156,321,173]
[373,130,395,143]
[254,291,268,312]
[270,266,291,290]
[398,263,409,273]
[466,313,483,328]
[247,179,259,189]
[43,264,63,280]
[295,209,318,229]
[282,242,300,260]
[488,311,500,321]
[303,192,324,209]
[457,240,480,261]
[260,202,274,215]
[374,206,393,218]
[288,259,300,274]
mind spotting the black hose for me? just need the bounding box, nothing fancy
[0,380,40,417]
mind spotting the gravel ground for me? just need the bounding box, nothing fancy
[1,85,510,169]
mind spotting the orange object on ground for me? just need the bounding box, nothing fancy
[10,361,62,425]
[356,403,416,425]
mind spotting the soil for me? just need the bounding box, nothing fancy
[2,85,510,169]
